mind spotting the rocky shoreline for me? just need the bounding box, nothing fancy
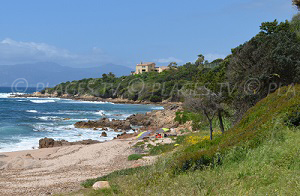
[12,92,172,105]
[11,92,185,149]
[0,94,189,195]
[74,104,182,132]
[39,104,183,149]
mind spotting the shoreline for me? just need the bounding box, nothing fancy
[0,138,157,196]
[1,94,181,153]
[0,94,183,195]
[11,93,179,106]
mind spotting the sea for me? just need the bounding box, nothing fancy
[0,87,164,152]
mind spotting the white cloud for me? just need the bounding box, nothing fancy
[0,38,115,67]
[204,53,227,62]
[155,57,183,63]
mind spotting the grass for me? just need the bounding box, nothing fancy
[80,166,150,188]
[127,154,143,161]
[70,84,300,195]
[107,126,300,195]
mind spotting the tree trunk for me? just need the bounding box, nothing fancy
[218,110,225,134]
[204,109,214,140]
[209,120,213,140]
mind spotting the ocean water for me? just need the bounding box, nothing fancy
[0,87,164,152]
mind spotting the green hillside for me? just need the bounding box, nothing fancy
[75,84,299,195]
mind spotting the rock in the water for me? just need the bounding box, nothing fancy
[63,118,71,120]
[101,132,107,137]
[92,181,110,190]
[74,118,131,130]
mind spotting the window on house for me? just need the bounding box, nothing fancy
[142,66,146,68]
[142,69,146,72]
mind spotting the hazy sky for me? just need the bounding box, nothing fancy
[0,0,298,68]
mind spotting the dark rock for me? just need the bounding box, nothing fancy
[101,132,107,137]
[0,154,8,158]
[39,138,100,148]
[39,138,55,148]
[74,118,131,130]
[127,114,146,126]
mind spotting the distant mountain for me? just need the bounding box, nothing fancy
[0,62,133,87]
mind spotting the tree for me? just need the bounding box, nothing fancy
[168,62,178,68]
[102,73,108,80]
[259,20,290,35]
[228,20,300,120]
[108,72,115,78]
[293,0,300,10]
[183,88,225,140]
[195,54,205,67]
[291,13,300,38]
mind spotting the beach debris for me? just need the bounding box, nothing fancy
[25,154,34,159]
[136,131,152,140]
[92,181,111,190]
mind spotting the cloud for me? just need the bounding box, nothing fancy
[0,38,115,67]
[204,53,227,62]
[155,57,183,63]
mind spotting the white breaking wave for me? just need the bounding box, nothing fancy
[26,110,38,113]
[65,100,114,104]
[30,100,56,103]
[95,110,106,116]
[0,137,39,152]
[0,93,12,98]
[37,116,62,121]
[151,106,164,110]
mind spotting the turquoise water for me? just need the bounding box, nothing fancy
[0,87,163,152]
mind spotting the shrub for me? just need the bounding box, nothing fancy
[284,104,300,127]
[128,154,143,161]
[148,144,175,156]
[149,95,162,102]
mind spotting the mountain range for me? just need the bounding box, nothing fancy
[0,62,133,87]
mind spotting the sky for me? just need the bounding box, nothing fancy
[0,0,298,69]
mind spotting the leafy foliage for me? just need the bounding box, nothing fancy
[293,0,300,9]
[228,20,300,120]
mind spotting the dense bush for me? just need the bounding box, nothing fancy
[149,95,162,102]
[284,104,300,127]
[228,20,300,120]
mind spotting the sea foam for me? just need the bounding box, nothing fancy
[30,100,56,103]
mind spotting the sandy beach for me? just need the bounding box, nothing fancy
[0,138,155,196]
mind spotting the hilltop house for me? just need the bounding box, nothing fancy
[131,62,169,75]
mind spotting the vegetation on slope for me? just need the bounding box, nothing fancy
[78,84,300,195]
[44,16,300,126]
